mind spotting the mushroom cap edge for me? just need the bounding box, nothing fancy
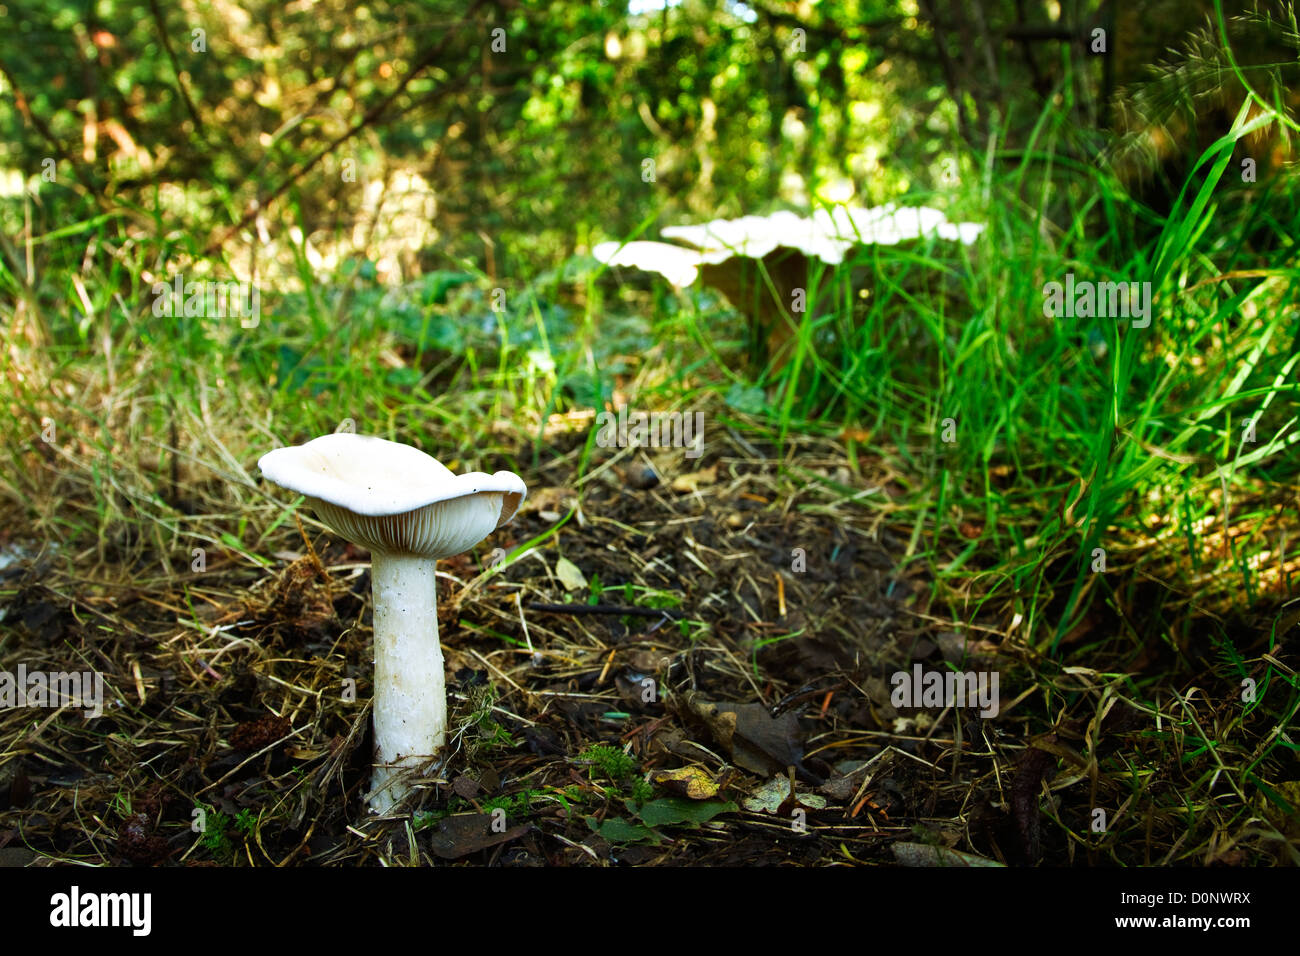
[259,433,527,555]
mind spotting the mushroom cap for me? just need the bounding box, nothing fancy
[598,205,985,287]
[593,240,732,288]
[661,210,812,259]
[259,434,526,557]
[811,204,987,248]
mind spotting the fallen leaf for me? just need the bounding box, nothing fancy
[679,693,821,783]
[555,556,588,592]
[586,815,660,844]
[741,776,827,814]
[817,762,871,802]
[891,842,1003,867]
[451,775,480,799]
[635,798,734,828]
[651,766,720,800]
[427,814,532,859]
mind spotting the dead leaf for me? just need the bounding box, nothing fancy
[818,762,871,802]
[427,814,532,860]
[451,775,480,799]
[678,694,822,784]
[555,556,587,592]
[741,776,827,813]
[892,842,1003,867]
[651,766,720,800]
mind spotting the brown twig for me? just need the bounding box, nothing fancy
[525,602,684,619]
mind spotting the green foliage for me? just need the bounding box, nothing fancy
[411,809,447,831]
[464,681,516,757]
[108,791,132,819]
[628,776,655,804]
[586,797,737,845]
[0,0,970,280]
[577,743,661,821]
[579,743,638,783]
[413,785,588,831]
[192,803,258,860]
[195,805,234,859]
[481,789,542,818]
[2,0,1297,863]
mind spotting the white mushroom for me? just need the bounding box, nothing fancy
[593,204,985,364]
[258,433,526,814]
[592,240,732,288]
[595,204,985,284]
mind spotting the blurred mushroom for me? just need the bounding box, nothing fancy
[594,204,984,363]
[259,433,526,813]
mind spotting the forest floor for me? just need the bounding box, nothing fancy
[2,407,1296,867]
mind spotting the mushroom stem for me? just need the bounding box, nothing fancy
[368,552,445,814]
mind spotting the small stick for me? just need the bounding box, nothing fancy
[525,602,683,619]
[596,649,617,686]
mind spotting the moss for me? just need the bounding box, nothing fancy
[579,743,637,782]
